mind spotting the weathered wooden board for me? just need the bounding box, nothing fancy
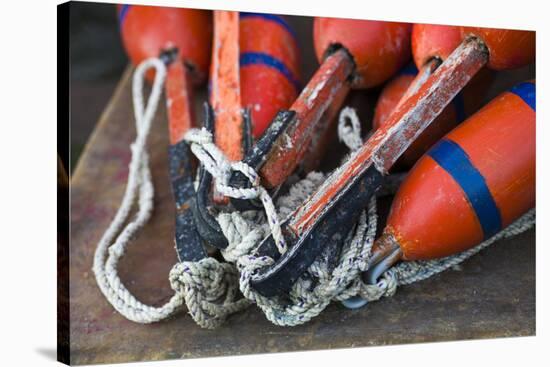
[69,18,535,364]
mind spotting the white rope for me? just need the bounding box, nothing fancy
[338,106,364,151]
[184,129,287,254]
[92,58,249,328]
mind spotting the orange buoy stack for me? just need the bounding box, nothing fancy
[367,80,536,283]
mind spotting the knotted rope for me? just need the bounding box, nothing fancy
[93,59,535,329]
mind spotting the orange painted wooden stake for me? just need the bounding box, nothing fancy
[398,24,463,105]
[260,49,354,188]
[370,25,502,171]
[166,59,195,144]
[119,6,212,141]
[373,65,494,169]
[211,11,245,162]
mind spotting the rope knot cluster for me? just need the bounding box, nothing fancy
[169,258,250,329]
[184,128,287,254]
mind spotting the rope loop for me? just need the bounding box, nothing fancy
[184,128,288,254]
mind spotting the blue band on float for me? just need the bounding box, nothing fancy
[428,139,502,239]
[509,82,536,111]
[239,52,301,92]
[239,12,297,40]
[118,4,130,26]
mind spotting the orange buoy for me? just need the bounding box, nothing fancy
[367,80,535,282]
[373,64,493,169]
[461,27,536,70]
[314,19,412,89]
[412,24,462,70]
[119,5,212,84]
[239,13,301,138]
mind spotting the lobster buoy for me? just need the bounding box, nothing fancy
[118,5,212,84]
[367,81,535,282]
[313,18,412,89]
[412,24,462,69]
[239,13,301,138]
[461,27,536,70]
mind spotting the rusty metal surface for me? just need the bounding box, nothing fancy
[69,65,535,365]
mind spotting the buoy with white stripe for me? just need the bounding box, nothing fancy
[365,80,536,284]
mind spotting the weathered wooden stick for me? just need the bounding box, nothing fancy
[260,49,354,188]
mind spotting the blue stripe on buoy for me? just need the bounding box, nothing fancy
[239,12,297,40]
[240,52,301,92]
[399,63,418,76]
[118,4,130,26]
[428,139,502,239]
[451,91,466,122]
[509,82,536,111]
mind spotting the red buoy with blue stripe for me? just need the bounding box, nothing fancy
[239,13,301,138]
[368,81,535,275]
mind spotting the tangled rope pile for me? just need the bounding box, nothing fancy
[93,58,536,329]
